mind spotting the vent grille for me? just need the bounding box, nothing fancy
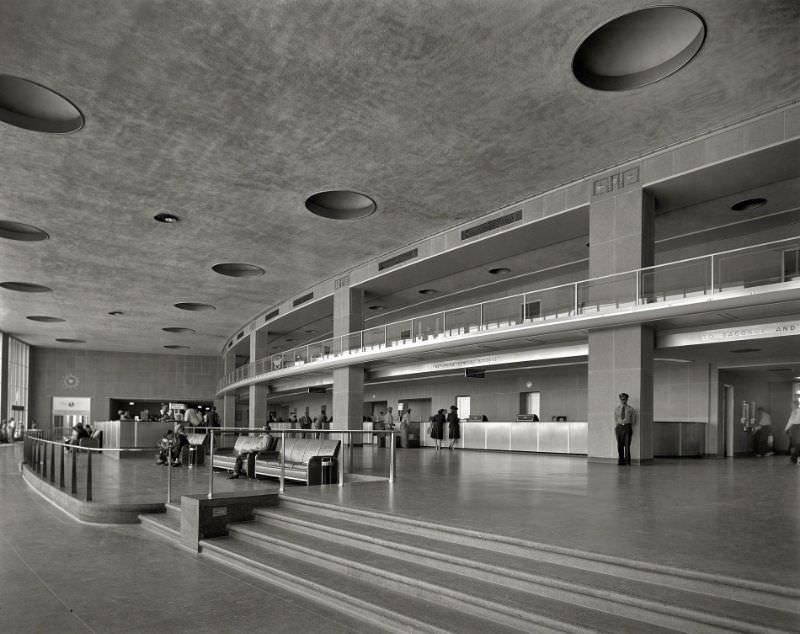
[461,209,522,240]
[264,308,279,322]
[293,292,314,307]
[379,248,418,271]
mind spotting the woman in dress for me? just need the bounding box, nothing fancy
[447,405,460,450]
[430,408,445,451]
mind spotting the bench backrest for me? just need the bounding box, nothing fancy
[185,433,207,446]
[233,434,271,454]
[281,437,340,464]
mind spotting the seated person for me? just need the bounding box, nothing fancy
[229,432,272,479]
[173,424,189,465]
[156,430,176,465]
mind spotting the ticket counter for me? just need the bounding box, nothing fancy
[425,420,588,454]
[93,420,174,460]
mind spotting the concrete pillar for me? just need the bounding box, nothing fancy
[222,394,236,429]
[587,180,655,464]
[331,286,364,442]
[248,384,267,430]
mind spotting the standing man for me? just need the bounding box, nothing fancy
[185,405,204,428]
[614,393,637,465]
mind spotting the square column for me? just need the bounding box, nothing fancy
[248,384,267,430]
[587,180,655,463]
[332,286,364,438]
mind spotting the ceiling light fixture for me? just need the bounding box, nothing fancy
[0,220,49,241]
[108,310,124,316]
[572,7,705,91]
[0,75,84,133]
[174,302,216,311]
[153,213,179,223]
[212,263,266,277]
[1,281,52,293]
[26,315,65,322]
[730,197,767,211]
[418,289,437,295]
[162,327,196,334]
[164,344,190,349]
[488,267,511,275]
[55,338,85,344]
[368,305,385,311]
[305,190,377,220]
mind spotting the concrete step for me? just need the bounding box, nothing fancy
[252,504,798,634]
[201,532,603,634]
[278,496,800,615]
[139,509,181,541]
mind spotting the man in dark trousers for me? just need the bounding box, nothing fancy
[614,393,637,465]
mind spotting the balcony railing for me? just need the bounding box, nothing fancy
[219,236,800,392]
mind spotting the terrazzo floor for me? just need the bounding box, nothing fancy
[2,441,799,632]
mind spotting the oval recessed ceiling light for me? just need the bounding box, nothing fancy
[418,289,438,295]
[56,338,85,344]
[730,197,767,211]
[0,75,84,133]
[108,310,125,316]
[573,7,705,91]
[304,329,316,334]
[0,220,49,241]
[154,213,180,223]
[305,190,377,220]
[164,344,190,349]
[174,302,216,311]
[27,315,65,322]
[212,263,265,277]
[162,327,196,334]
[488,267,511,275]
[368,305,385,311]
[0,281,52,293]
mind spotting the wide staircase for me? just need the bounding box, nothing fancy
[140,497,799,634]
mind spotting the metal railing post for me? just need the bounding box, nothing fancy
[389,431,396,483]
[709,254,715,294]
[279,432,286,494]
[634,271,640,306]
[207,430,215,499]
[42,440,48,480]
[86,450,93,502]
[59,445,65,489]
[338,431,345,487]
[49,443,55,483]
[71,448,77,495]
[167,444,172,504]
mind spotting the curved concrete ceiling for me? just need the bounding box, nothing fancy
[0,1,798,355]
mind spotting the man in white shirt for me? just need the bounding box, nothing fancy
[613,393,637,465]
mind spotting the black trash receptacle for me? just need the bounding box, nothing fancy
[320,457,334,484]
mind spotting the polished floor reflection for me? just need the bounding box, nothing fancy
[2,442,799,632]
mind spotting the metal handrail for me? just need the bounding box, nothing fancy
[218,235,800,391]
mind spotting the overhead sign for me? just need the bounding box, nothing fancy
[659,320,800,348]
[52,396,91,413]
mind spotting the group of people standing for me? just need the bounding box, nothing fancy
[429,405,460,451]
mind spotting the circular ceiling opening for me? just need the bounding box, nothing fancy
[573,7,705,91]
[731,197,767,211]
[418,289,438,295]
[108,310,125,316]
[1,281,52,293]
[0,220,49,241]
[174,302,216,311]
[162,327,196,334]
[27,315,65,322]
[56,338,85,344]
[164,344,190,350]
[154,213,179,223]
[368,305,385,311]
[212,263,265,277]
[0,75,84,133]
[488,267,511,275]
[305,190,377,220]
